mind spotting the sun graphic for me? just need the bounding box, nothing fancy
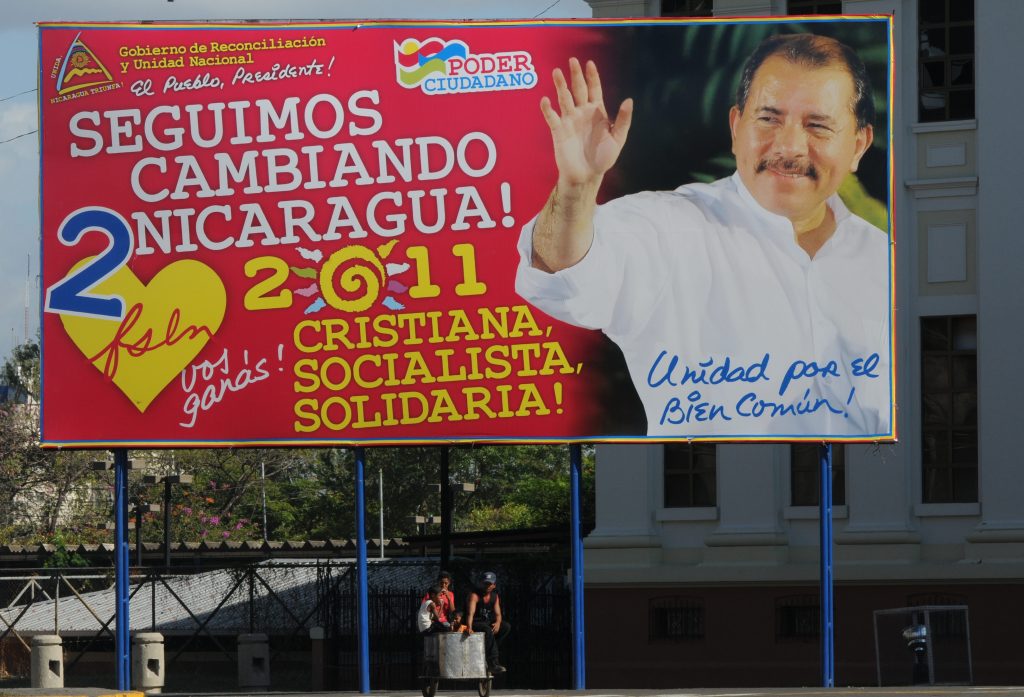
[289,239,413,316]
[70,52,90,68]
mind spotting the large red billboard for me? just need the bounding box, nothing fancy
[39,18,895,446]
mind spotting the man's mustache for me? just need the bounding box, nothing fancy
[756,156,818,181]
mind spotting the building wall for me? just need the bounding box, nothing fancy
[585,582,1024,687]
[974,0,1024,547]
[581,0,1024,686]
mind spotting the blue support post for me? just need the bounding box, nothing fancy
[819,443,834,687]
[570,444,586,689]
[354,447,370,694]
[113,449,131,690]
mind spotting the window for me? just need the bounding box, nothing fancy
[788,0,843,14]
[921,315,978,503]
[776,594,819,642]
[661,0,713,16]
[919,0,975,121]
[664,443,716,507]
[649,596,705,641]
[790,444,846,506]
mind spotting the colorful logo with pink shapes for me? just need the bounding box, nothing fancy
[395,38,537,95]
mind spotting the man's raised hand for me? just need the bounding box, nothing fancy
[531,58,632,272]
[539,58,633,188]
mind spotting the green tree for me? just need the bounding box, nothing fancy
[463,502,535,531]
[129,448,315,543]
[2,340,39,403]
[0,399,46,535]
[0,339,107,546]
[42,532,90,568]
[2,337,595,547]
[452,445,595,531]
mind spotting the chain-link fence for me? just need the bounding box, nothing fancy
[1,557,572,691]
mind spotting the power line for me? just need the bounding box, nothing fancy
[0,88,36,103]
[0,89,40,146]
[0,129,37,145]
[533,0,562,17]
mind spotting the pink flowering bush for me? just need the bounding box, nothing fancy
[168,486,260,543]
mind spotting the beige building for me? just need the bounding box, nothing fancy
[580,0,1021,687]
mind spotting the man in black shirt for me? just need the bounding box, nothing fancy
[465,570,511,674]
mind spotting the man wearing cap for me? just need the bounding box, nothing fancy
[465,571,511,674]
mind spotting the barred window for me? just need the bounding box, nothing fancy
[776,594,819,642]
[649,596,705,641]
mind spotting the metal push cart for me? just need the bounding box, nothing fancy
[421,632,494,697]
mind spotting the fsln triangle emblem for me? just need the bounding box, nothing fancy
[56,33,114,95]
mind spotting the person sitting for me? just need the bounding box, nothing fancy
[450,610,469,633]
[465,571,511,674]
[417,585,451,635]
[422,570,456,626]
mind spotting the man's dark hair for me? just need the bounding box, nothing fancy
[428,584,442,596]
[735,33,875,129]
[438,570,452,582]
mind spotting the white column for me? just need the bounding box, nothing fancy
[588,444,661,567]
[585,0,659,17]
[836,443,921,563]
[31,635,63,689]
[967,0,1024,550]
[237,633,270,691]
[131,632,165,694]
[704,444,788,563]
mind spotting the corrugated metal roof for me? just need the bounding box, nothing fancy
[0,559,436,637]
[0,538,408,556]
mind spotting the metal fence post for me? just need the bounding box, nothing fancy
[355,447,370,694]
[570,444,586,689]
[114,448,131,690]
[819,443,834,688]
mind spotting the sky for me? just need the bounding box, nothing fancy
[0,0,592,358]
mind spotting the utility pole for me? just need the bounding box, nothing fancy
[440,447,452,568]
[437,449,474,569]
[378,467,385,559]
[143,473,192,568]
[23,254,30,345]
[133,500,160,567]
[261,460,269,543]
[113,450,130,690]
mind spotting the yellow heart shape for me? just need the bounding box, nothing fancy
[60,259,227,413]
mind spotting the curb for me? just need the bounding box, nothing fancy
[0,691,145,697]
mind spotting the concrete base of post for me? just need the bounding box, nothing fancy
[30,634,63,689]
[132,632,165,694]
[310,626,324,691]
[238,632,270,691]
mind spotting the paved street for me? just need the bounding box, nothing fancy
[5,688,1024,697]
[169,690,1024,697]
[172,689,1024,697]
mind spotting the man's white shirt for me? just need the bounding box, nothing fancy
[515,172,892,437]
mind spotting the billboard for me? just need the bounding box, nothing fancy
[38,17,895,446]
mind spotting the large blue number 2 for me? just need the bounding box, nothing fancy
[45,207,133,320]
